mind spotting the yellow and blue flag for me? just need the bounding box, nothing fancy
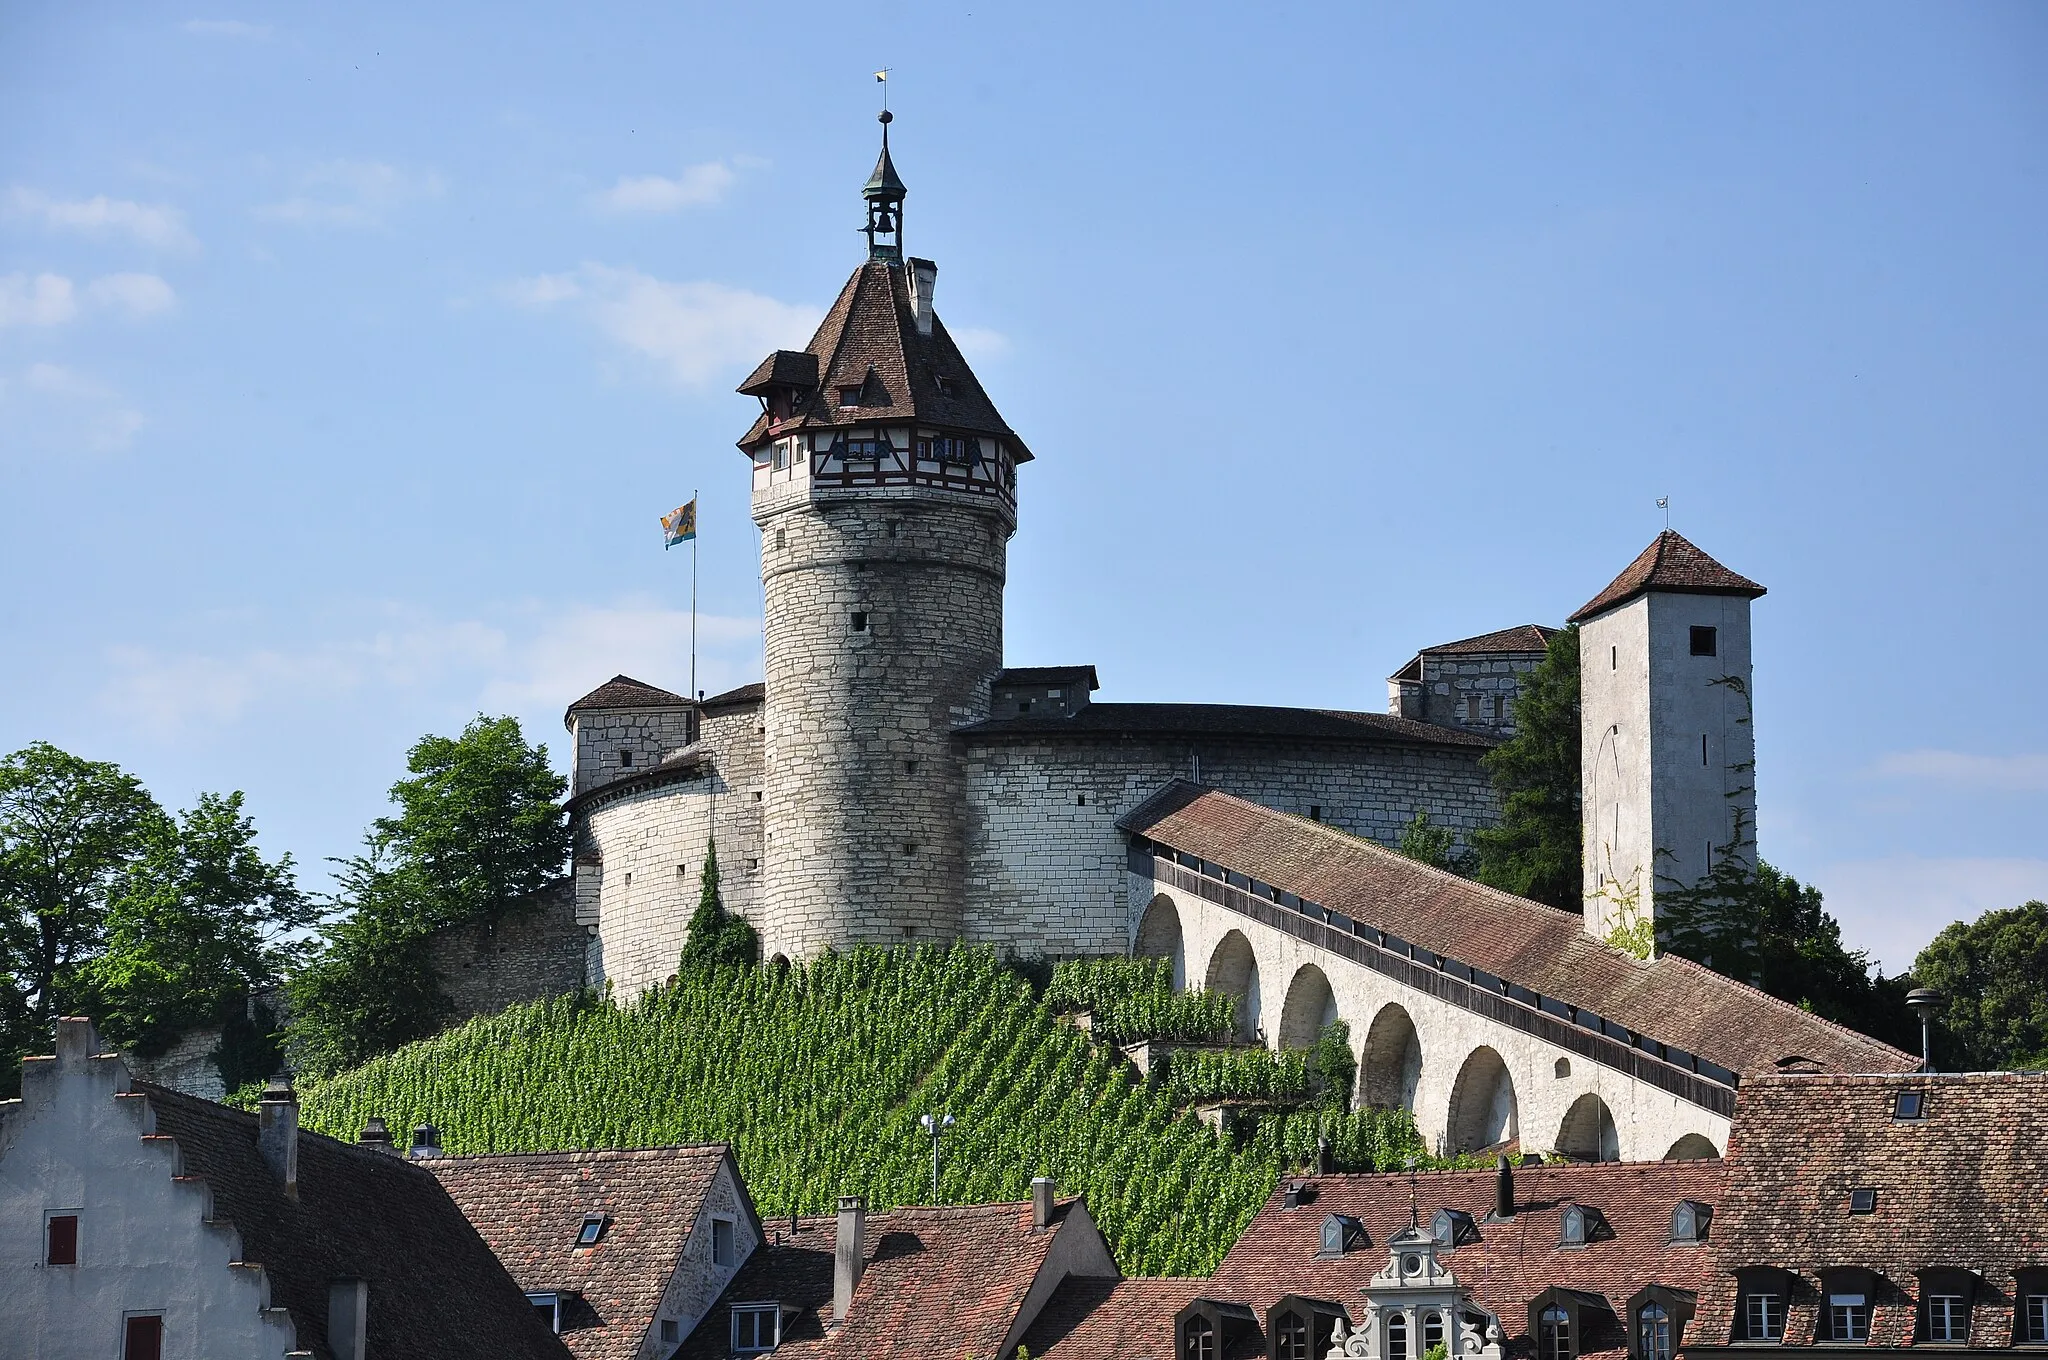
[661,500,697,548]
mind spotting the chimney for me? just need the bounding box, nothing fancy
[55,1016,97,1065]
[1316,1137,1335,1176]
[409,1123,443,1160]
[908,257,937,337]
[357,1118,398,1155]
[1031,1176,1055,1231]
[833,1195,866,1324]
[258,1076,300,1199]
[328,1279,368,1360]
[1493,1155,1515,1220]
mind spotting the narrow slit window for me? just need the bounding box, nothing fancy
[850,611,868,633]
[1701,734,1709,766]
[620,748,634,767]
[712,1217,736,1267]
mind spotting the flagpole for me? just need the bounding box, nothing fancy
[690,487,699,709]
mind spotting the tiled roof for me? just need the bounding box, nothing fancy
[1017,1276,1207,1359]
[1691,1072,2048,1349]
[993,665,1101,692]
[565,675,692,715]
[1423,624,1561,657]
[735,260,1031,461]
[700,681,764,712]
[1203,1162,1729,1360]
[426,1145,741,1360]
[679,1198,1095,1360]
[1568,532,1766,624]
[1117,782,1915,1078]
[959,703,1495,749]
[135,1083,567,1360]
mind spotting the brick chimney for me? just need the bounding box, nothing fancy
[908,257,937,337]
[55,1016,98,1065]
[257,1076,300,1199]
[1031,1176,1055,1231]
[329,1278,368,1360]
[833,1194,866,1323]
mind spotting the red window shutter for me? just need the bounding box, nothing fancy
[46,1215,77,1265]
[124,1315,162,1360]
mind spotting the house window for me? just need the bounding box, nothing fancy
[1183,1314,1217,1360]
[1309,805,1322,822]
[575,1214,607,1247]
[1690,626,1718,657]
[936,375,957,396]
[527,1292,564,1333]
[124,1315,164,1360]
[1926,1294,1969,1343]
[733,1303,780,1354]
[1829,1294,1870,1342]
[850,611,868,633]
[712,1217,736,1267]
[842,437,890,464]
[1894,1090,1926,1120]
[1850,1187,1878,1215]
[1275,1310,1312,1360]
[1638,1303,1673,1360]
[772,438,792,471]
[45,1212,78,1266]
[2023,1293,2048,1344]
[1386,1312,1408,1360]
[1425,1311,1446,1351]
[838,386,862,407]
[661,1318,679,1343]
[619,748,634,767]
[1539,1305,1573,1360]
[1743,1291,1783,1341]
[1669,1200,1710,1244]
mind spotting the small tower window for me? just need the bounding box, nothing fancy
[46,1213,78,1265]
[619,749,634,767]
[850,611,868,633]
[776,528,787,548]
[123,1316,163,1360]
[886,518,900,538]
[1309,806,1322,822]
[1690,626,1718,657]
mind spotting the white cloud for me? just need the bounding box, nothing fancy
[594,161,739,214]
[1813,855,2048,974]
[0,273,77,327]
[1870,748,2048,792]
[950,326,1012,361]
[0,363,145,453]
[507,263,819,387]
[98,600,763,739]
[182,18,271,38]
[85,272,177,318]
[5,187,198,252]
[255,160,443,230]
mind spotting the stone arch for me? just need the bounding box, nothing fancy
[1555,1092,1621,1162]
[1664,1132,1720,1160]
[1204,930,1262,1042]
[1276,964,1338,1049]
[1358,1003,1423,1113]
[1134,894,1186,991]
[1445,1046,1519,1154]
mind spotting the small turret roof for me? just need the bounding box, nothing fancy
[1567,530,1766,624]
[565,674,691,717]
[735,260,1031,461]
[864,138,906,197]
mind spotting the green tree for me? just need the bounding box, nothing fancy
[85,791,311,1063]
[284,845,451,1079]
[1912,901,2048,1071]
[1470,626,1582,909]
[1309,1020,1356,1113]
[374,715,570,929]
[1396,809,1474,875]
[677,837,758,974]
[0,742,162,1027]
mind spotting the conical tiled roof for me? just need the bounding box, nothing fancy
[1568,530,1766,623]
[864,140,905,197]
[735,260,1030,461]
[565,674,691,717]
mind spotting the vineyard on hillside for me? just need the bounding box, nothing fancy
[298,945,1443,1275]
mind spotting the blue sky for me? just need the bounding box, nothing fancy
[2,3,2043,972]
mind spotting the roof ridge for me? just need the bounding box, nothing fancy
[1649,953,1916,1066]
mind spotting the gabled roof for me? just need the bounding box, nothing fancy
[959,703,1494,749]
[131,1081,567,1360]
[738,349,819,397]
[565,675,692,716]
[1016,1277,1209,1359]
[678,1197,1111,1360]
[992,665,1100,692]
[427,1145,749,1360]
[1690,1072,2048,1349]
[699,680,765,712]
[1568,531,1766,624]
[1117,782,1915,1078]
[1389,624,1561,683]
[735,260,1031,461]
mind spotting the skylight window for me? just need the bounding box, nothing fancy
[1894,1090,1927,1121]
[576,1214,607,1247]
[1849,1188,1878,1215]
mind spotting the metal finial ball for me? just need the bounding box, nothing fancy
[878,109,894,125]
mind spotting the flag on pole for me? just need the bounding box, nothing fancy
[662,500,697,548]
[1656,497,1669,510]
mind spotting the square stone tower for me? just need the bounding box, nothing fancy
[734,116,1031,960]
[1572,531,1767,944]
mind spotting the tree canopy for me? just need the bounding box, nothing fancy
[1912,900,2048,1071]
[677,837,759,974]
[1470,625,1582,910]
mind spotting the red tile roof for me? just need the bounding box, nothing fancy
[1568,532,1766,624]
[1690,1072,2048,1350]
[1424,624,1562,657]
[1119,782,1914,1079]
[680,1198,1108,1360]
[1018,1276,1208,1359]
[426,1145,743,1360]
[960,703,1495,749]
[565,675,691,716]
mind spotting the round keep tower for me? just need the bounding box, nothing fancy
[736,114,1032,959]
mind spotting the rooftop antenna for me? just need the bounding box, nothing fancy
[1404,1154,1422,1229]
[1657,495,1670,530]
[1905,988,1945,1073]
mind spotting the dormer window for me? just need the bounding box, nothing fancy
[1176,1300,1258,1360]
[1318,1213,1367,1257]
[527,1292,570,1333]
[575,1214,607,1247]
[1827,1292,1870,1342]
[1627,1287,1696,1360]
[1669,1200,1711,1244]
[1538,1305,1573,1360]
[1433,1207,1481,1248]
[732,1302,781,1354]
[1560,1203,1608,1247]
[1921,1269,1978,1344]
[1268,1297,1346,1360]
[838,386,862,408]
[1387,1311,1409,1360]
[1530,1288,1604,1360]
[935,375,957,397]
[2017,1269,2048,1345]
[1736,1269,1789,1342]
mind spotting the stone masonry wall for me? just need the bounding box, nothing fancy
[963,736,1498,958]
[580,702,766,1001]
[756,489,1007,960]
[1414,651,1545,739]
[570,706,697,797]
[424,880,588,1020]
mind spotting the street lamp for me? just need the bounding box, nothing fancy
[1905,988,1945,1073]
[919,1111,955,1202]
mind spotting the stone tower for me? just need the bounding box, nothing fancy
[736,115,1032,959]
[1571,531,1766,944]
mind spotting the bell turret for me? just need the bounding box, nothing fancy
[863,111,907,263]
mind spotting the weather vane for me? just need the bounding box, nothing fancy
[1657,495,1670,529]
[875,68,891,113]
